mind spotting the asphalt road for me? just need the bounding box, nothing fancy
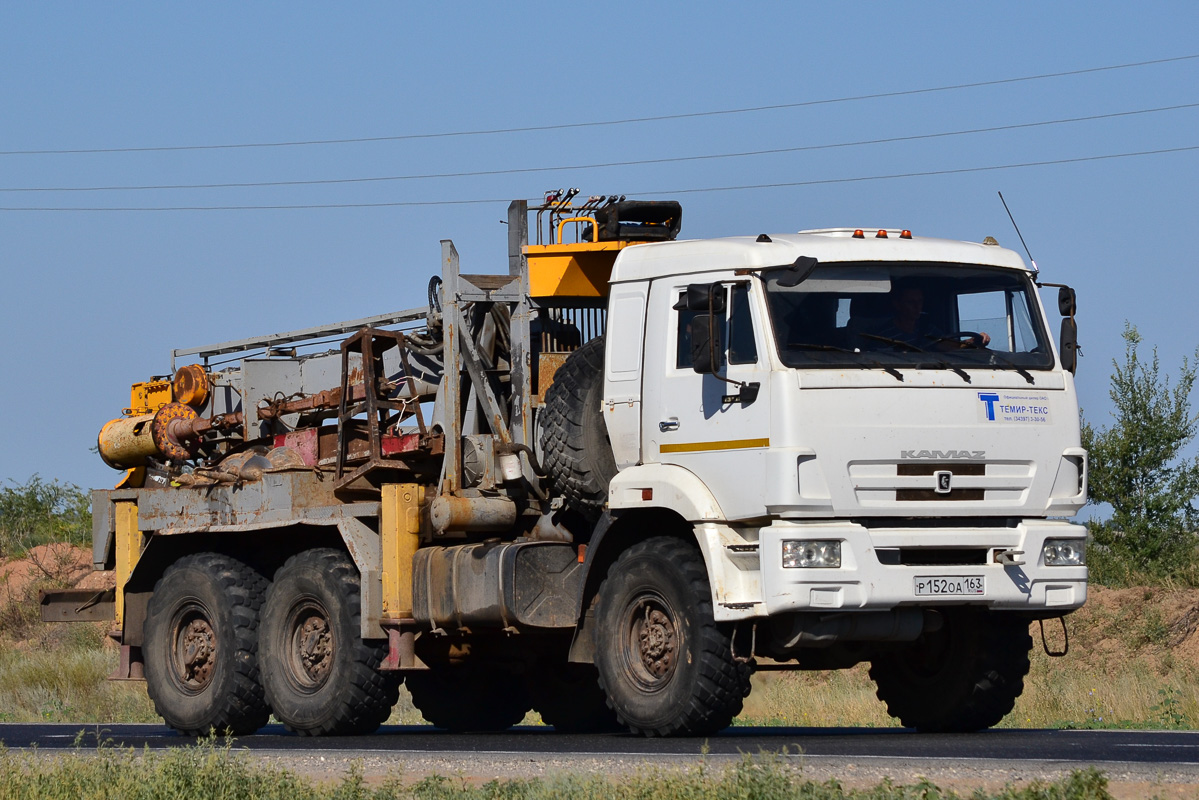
[2,723,1197,768]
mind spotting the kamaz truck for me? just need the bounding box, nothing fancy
[43,191,1087,737]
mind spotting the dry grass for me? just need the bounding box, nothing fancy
[0,626,158,724]
[737,666,896,728]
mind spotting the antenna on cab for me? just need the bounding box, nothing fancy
[998,191,1037,272]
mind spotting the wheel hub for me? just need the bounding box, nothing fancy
[178,618,215,689]
[636,603,676,677]
[286,602,335,690]
[297,616,333,681]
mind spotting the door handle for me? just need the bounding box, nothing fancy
[659,419,679,432]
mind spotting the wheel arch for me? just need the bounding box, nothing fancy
[567,507,697,663]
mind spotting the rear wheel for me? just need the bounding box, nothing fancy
[869,608,1032,732]
[143,552,270,735]
[260,548,399,736]
[527,662,622,733]
[406,664,531,732]
[593,537,750,736]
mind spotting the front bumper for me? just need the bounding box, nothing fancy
[758,518,1087,614]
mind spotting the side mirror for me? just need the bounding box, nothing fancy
[1060,317,1078,374]
[675,283,726,313]
[1057,286,1076,317]
[689,314,723,374]
[775,255,819,288]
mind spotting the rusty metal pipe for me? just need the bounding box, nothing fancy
[429,495,517,533]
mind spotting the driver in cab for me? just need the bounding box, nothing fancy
[872,284,990,350]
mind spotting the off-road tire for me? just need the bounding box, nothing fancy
[593,537,751,736]
[540,336,617,519]
[259,548,399,736]
[143,552,271,735]
[869,608,1032,732]
[406,665,531,732]
[527,662,623,733]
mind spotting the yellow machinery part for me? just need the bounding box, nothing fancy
[115,467,145,490]
[124,379,172,417]
[381,484,425,620]
[172,364,209,408]
[98,415,158,470]
[113,501,143,630]
[524,241,632,298]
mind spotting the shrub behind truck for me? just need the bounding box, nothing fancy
[43,192,1087,736]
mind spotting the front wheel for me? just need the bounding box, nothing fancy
[593,537,750,737]
[869,608,1032,732]
[259,549,399,736]
[143,553,271,735]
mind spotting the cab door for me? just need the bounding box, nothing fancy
[641,276,770,520]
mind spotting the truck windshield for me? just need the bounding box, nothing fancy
[762,262,1054,371]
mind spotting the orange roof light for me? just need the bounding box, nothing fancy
[876,229,888,238]
[852,229,865,239]
[900,230,913,239]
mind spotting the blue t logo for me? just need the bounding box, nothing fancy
[978,392,999,421]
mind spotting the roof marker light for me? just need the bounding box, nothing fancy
[900,230,912,239]
[876,229,888,238]
[852,229,865,239]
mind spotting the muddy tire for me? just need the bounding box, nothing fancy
[259,548,399,736]
[869,608,1032,732]
[593,537,750,737]
[406,665,531,732]
[528,662,622,733]
[540,336,616,519]
[143,552,271,735]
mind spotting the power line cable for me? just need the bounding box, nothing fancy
[2,53,1196,157]
[4,102,1195,193]
[638,144,1199,196]
[3,145,1194,212]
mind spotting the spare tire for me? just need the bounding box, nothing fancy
[540,336,617,519]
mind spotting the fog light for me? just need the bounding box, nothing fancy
[1042,538,1085,566]
[782,540,841,568]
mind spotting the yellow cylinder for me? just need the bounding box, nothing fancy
[98,415,158,470]
[172,364,210,409]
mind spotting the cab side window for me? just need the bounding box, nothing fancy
[676,292,727,369]
[728,284,758,364]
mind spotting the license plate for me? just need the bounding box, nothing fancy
[914,576,985,596]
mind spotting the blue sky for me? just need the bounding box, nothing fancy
[1,2,1196,493]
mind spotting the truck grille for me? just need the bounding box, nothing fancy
[876,548,990,566]
[896,462,983,501]
[849,461,1033,506]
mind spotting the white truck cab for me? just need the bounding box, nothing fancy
[605,229,1086,623]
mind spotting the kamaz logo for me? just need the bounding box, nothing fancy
[900,450,985,459]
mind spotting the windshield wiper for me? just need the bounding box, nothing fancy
[985,351,1036,384]
[858,333,977,382]
[788,342,904,381]
[932,361,972,383]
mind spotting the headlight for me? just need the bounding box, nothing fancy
[1042,538,1086,566]
[782,540,841,568]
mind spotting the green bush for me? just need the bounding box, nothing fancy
[1082,324,1199,582]
[0,475,91,558]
